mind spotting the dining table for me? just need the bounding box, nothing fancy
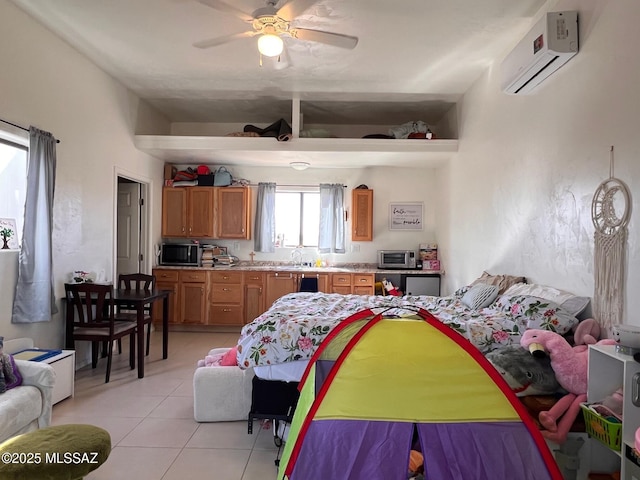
[112,288,171,378]
[64,286,172,379]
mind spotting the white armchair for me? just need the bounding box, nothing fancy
[0,338,55,443]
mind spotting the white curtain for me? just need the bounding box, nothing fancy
[12,127,57,323]
[254,182,276,253]
[318,184,345,254]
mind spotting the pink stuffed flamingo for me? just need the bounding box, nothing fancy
[520,329,614,443]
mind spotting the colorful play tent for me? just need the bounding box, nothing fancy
[277,308,562,480]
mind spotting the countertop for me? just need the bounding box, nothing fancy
[153,262,442,275]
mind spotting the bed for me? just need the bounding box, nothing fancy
[237,282,588,381]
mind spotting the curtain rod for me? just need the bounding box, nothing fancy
[0,118,60,144]
[249,183,346,188]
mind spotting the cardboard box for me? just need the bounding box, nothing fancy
[419,243,438,261]
[164,164,177,180]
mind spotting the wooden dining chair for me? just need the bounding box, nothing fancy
[64,282,137,383]
[115,273,156,356]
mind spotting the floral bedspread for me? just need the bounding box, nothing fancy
[237,290,578,370]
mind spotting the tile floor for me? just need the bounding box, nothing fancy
[52,331,281,480]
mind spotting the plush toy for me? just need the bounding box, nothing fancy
[485,346,560,397]
[520,329,615,443]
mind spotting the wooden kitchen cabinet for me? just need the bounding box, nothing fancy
[208,270,244,326]
[352,273,375,295]
[152,269,180,325]
[352,188,373,241]
[244,272,265,324]
[331,273,352,294]
[162,187,215,238]
[265,272,297,309]
[216,187,251,239]
[180,270,207,324]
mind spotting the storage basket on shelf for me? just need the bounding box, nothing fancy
[580,403,622,451]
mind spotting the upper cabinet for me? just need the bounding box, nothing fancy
[162,186,250,239]
[216,187,251,239]
[352,188,373,241]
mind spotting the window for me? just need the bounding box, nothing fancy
[274,188,320,247]
[0,134,28,247]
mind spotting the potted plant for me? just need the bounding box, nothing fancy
[0,228,12,250]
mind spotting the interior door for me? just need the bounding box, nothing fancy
[117,182,141,277]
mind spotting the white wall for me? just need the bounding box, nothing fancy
[0,1,168,348]
[167,165,440,267]
[439,0,640,326]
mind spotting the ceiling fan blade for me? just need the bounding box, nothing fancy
[193,31,256,49]
[196,0,254,22]
[276,0,318,21]
[292,28,358,49]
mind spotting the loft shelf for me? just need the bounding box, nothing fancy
[134,135,458,169]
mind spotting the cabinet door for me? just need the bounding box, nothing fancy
[162,188,187,237]
[316,273,330,293]
[217,187,251,239]
[352,189,373,241]
[180,282,206,324]
[152,269,180,324]
[265,272,297,309]
[188,188,215,237]
[245,283,265,324]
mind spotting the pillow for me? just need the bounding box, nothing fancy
[471,271,526,295]
[502,283,590,317]
[493,294,579,335]
[461,284,499,310]
[220,346,238,366]
[0,337,20,393]
[5,354,22,390]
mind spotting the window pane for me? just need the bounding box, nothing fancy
[301,193,319,247]
[0,141,27,246]
[275,192,301,247]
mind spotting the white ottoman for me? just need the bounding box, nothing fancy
[193,348,255,422]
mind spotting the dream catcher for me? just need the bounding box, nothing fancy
[591,146,632,330]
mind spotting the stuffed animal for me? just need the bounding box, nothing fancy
[485,346,560,397]
[520,329,615,443]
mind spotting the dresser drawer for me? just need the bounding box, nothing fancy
[180,270,206,282]
[209,305,243,325]
[154,270,180,282]
[210,271,243,284]
[243,272,264,285]
[210,283,243,304]
[353,274,374,286]
[332,273,352,286]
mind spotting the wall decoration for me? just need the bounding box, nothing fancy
[592,147,631,330]
[0,218,18,249]
[389,202,423,231]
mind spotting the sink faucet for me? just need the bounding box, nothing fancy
[291,247,303,267]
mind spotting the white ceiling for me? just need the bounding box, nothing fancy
[10,0,547,167]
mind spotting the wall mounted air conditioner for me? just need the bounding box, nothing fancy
[501,11,578,95]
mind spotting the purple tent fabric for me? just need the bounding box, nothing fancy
[289,420,413,480]
[417,422,555,480]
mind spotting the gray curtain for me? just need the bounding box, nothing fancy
[318,183,345,254]
[254,182,276,253]
[12,127,57,323]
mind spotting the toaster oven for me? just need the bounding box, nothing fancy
[378,250,416,269]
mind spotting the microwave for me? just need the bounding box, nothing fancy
[378,250,416,270]
[378,250,416,269]
[159,243,200,266]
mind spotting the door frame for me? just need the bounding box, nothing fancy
[113,167,152,283]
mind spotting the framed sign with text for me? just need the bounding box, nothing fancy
[389,202,423,231]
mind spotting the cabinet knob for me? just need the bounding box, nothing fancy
[223,288,230,291]
[223,308,231,312]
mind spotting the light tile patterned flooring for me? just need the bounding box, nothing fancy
[52,331,280,480]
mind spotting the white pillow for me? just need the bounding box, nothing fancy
[503,283,576,305]
[461,284,499,310]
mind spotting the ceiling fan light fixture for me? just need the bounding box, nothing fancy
[290,161,310,171]
[258,34,284,57]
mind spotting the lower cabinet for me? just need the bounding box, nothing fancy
[244,272,265,325]
[152,269,180,325]
[331,273,374,295]
[264,272,298,310]
[180,270,207,325]
[208,270,244,325]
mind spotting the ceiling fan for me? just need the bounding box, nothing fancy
[193,0,358,61]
